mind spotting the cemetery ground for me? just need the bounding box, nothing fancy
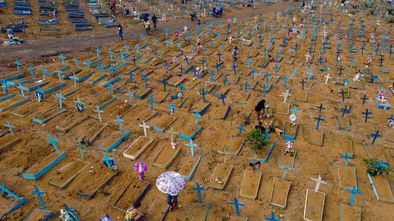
[0,1,394,221]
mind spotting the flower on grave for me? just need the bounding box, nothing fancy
[171,142,177,149]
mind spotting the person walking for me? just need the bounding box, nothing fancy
[166,194,178,211]
[144,19,150,35]
[152,14,158,30]
[124,202,145,221]
[118,24,124,40]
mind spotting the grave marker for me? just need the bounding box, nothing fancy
[314,114,324,130]
[369,130,381,145]
[227,197,245,217]
[139,121,150,137]
[3,120,15,136]
[341,152,352,166]
[31,185,46,210]
[362,109,372,122]
[48,134,59,152]
[15,59,21,73]
[114,115,124,132]
[185,139,198,157]
[346,185,361,206]
[94,106,104,123]
[192,182,205,204]
[148,96,155,110]
[265,212,280,221]
[55,91,66,109]
[311,175,326,192]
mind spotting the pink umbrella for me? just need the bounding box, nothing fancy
[156,171,185,196]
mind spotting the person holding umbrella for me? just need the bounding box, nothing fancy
[156,171,185,212]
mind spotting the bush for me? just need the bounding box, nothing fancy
[246,128,268,151]
[363,158,392,176]
[387,17,394,23]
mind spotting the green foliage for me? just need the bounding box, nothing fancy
[363,158,392,176]
[387,17,394,23]
[246,128,268,151]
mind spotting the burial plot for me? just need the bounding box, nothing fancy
[12,100,48,117]
[304,189,325,221]
[279,149,296,169]
[0,95,29,112]
[152,91,170,104]
[173,154,202,181]
[275,103,290,115]
[22,151,67,180]
[167,75,185,87]
[339,139,355,158]
[132,87,152,99]
[112,178,150,212]
[270,177,292,209]
[152,114,177,133]
[367,173,394,203]
[173,119,203,141]
[48,160,89,189]
[210,104,231,121]
[129,107,158,124]
[173,96,188,108]
[252,142,275,163]
[69,118,107,144]
[123,136,154,160]
[32,106,66,125]
[0,133,21,153]
[339,203,362,221]
[295,91,309,103]
[165,202,211,220]
[101,100,136,118]
[152,143,180,169]
[18,80,49,92]
[0,183,26,219]
[283,122,298,140]
[74,163,118,199]
[55,115,89,132]
[338,166,357,189]
[85,71,108,85]
[217,137,245,156]
[308,128,325,146]
[208,164,233,190]
[23,208,53,221]
[240,170,262,200]
[97,130,131,152]
[39,81,65,94]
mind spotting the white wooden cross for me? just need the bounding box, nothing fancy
[311,175,327,192]
[139,121,150,137]
[324,74,331,84]
[305,53,311,62]
[280,89,290,103]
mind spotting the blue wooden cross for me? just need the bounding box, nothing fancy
[193,112,201,125]
[153,37,158,46]
[379,55,384,67]
[124,44,129,53]
[237,124,245,136]
[199,89,208,102]
[261,84,268,97]
[361,95,368,105]
[265,212,280,221]
[102,152,115,169]
[15,59,21,73]
[179,65,184,76]
[223,76,229,87]
[183,56,189,65]
[95,47,101,57]
[216,93,226,105]
[362,109,372,122]
[73,57,79,68]
[28,64,35,79]
[282,76,288,88]
[48,134,59,152]
[300,78,305,91]
[264,72,271,84]
[135,44,140,54]
[17,83,25,96]
[55,91,66,109]
[32,185,47,210]
[231,63,237,75]
[168,102,176,115]
[340,105,350,118]
[108,50,114,60]
[216,52,222,61]
[1,80,8,93]
[107,82,112,95]
[119,50,125,61]
[210,71,215,82]
[3,120,15,136]
[148,96,155,110]
[185,139,198,157]
[369,130,381,145]
[346,185,361,206]
[159,78,168,92]
[192,182,205,204]
[126,92,133,105]
[339,89,346,102]
[227,197,246,217]
[142,75,150,88]
[340,152,352,166]
[314,114,324,130]
[243,81,249,93]
[114,115,124,132]
[59,53,65,64]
